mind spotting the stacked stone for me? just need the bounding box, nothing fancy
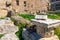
[0,18,19,40]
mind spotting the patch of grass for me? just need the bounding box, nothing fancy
[48,13,60,39]
[48,14,60,19]
[48,14,58,19]
[17,14,35,20]
[0,18,5,20]
[15,24,25,40]
[54,26,60,39]
[0,34,4,38]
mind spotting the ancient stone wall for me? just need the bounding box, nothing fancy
[0,0,49,18]
[11,0,49,14]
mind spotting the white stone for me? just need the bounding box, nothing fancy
[0,33,19,40]
[35,15,47,20]
[31,19,60,28]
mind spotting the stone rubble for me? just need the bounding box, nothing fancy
[0,33,19,40]
[0,17,19,40]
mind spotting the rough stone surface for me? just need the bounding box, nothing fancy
[0,17,19,40]
[0,33,19,40]
[22,28,59,40]
[0,18,18,34]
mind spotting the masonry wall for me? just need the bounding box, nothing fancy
[0,0,49,17]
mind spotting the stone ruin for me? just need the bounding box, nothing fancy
[0,17,19,40]
[22,12,60,40]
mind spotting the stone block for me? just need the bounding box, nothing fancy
[31,19,60,37]
[35,15,47,20]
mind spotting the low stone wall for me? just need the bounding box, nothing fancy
[0,9,8,18]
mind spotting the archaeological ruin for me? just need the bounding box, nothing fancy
[22,12,60,40]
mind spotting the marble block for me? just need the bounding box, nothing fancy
[31,19,60,37]
[35,15,47,20]
[31,19,60,28]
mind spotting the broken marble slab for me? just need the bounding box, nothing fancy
[0,18,18,34]
[0,33,19,40]
[0,24,18,34]
[31,19,60,28]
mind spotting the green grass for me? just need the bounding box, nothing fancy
[17,14,35,20]
[54,26,60,40]
[15,24,25,40]
[48,14,60,19]
[0,18,5,20]
[48,14,57,19]
[0,34,4,38]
